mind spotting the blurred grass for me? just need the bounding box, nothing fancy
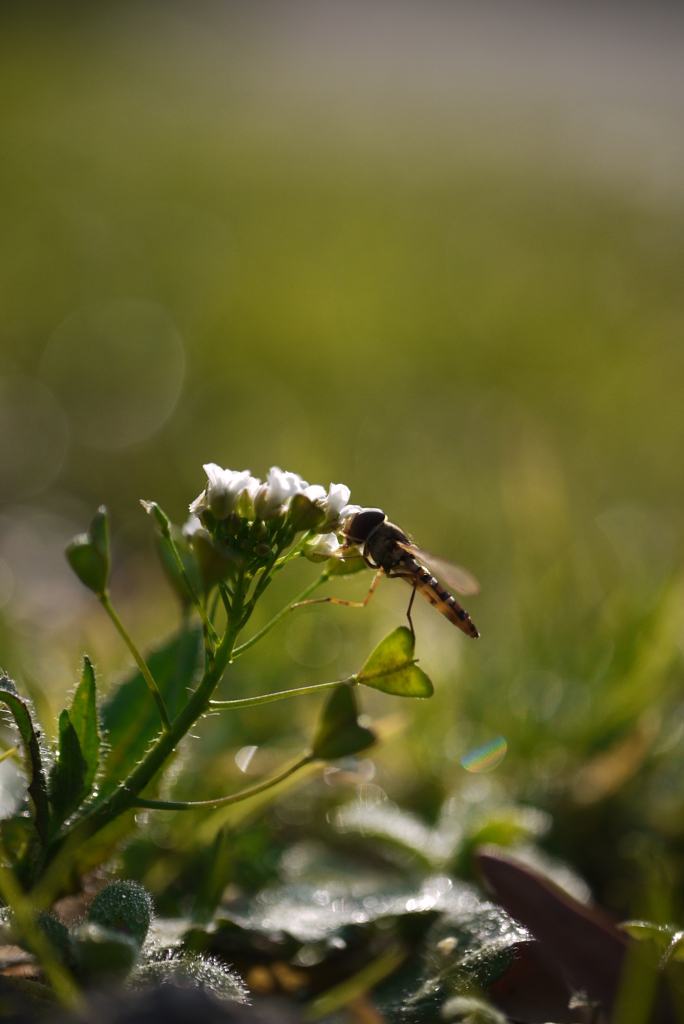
[1,3,684,917]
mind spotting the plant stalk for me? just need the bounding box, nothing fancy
[232,569,330,657]
[131,754,312,810]
[98,591,171,731]
[210,677,353,711]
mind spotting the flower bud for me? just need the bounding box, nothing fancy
[188,529,236,593]
[140,499,171,537]
[222,512,241,537]
[288,494,326,532]
[234,486,256,520]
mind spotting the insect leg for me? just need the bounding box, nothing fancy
[405,580,418,642]
[291,569,383,613]
[383,569,421,641]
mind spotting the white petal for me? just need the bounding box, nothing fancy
[303,484,327,502]
[305,532,341,559]
[182,514,210,542]
[203,463,229,490]
[339,503,362,521]
[326,483,352,518]
[189,491,207,516]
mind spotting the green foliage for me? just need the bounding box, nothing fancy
[70,922,139,983]
[48,655,100,830]
[357,626,434,698]
[0,675,50,845]
[3,9,684,1018]
[98,626,202,793]
[48,710,88,828]
[288,494,326,532]
[64,507,111,595]
[155,529,203,606]
[88,880,153,948]
[311,683,376,760]
[442,996,507,1024]
[68,656,101,796]
[130,949,249,1003]
[36,912,73,967]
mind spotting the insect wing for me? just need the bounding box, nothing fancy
[398,542,480,596]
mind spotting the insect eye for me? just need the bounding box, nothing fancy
[345,508,386,543]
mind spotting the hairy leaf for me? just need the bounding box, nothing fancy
[0,674,50,844]
[358,626,433,698]
[49,709,88,827]
[69,655,100,796]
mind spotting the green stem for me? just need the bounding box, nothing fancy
[237,530,314,626]
[218,579,232,619]
[272,529,315,571]
[0,864,81,1007]
[232,569,330,658]
[98,591,171,732]
[38,621,241,877]
[210,677,353,711]
[132,754,312,810]
[164,531,219,648]
[208,588,221,623]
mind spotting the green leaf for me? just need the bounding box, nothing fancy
[68,656,100,796]
[65,506,111,594]
[99,626,202,795]
[89,506,111,572]
[70,922,139,983]
[620,920,675,948]
[65,537,108,594]
[48,709,88,827]
[357,626,434,698]
[0,674,50,844]
[334,802,449,868]
[311,684,376,761]
[442,996,507,1023]
[375,887,531,1021]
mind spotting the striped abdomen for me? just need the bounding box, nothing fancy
[403,556,480,638]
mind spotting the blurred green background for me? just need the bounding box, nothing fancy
[1,1,684,917]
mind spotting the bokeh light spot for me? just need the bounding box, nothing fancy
[40,300,185,450]
[286,612,341,668]
[0,375,69,501]
[235,746,258,773]
[461,736,507,773]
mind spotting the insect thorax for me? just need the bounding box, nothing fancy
[366,521,410,570]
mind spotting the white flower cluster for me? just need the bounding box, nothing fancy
[189,464,359,535]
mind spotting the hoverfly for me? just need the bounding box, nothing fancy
[297,508,480,639]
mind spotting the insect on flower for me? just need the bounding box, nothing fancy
[300,508,480,639]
